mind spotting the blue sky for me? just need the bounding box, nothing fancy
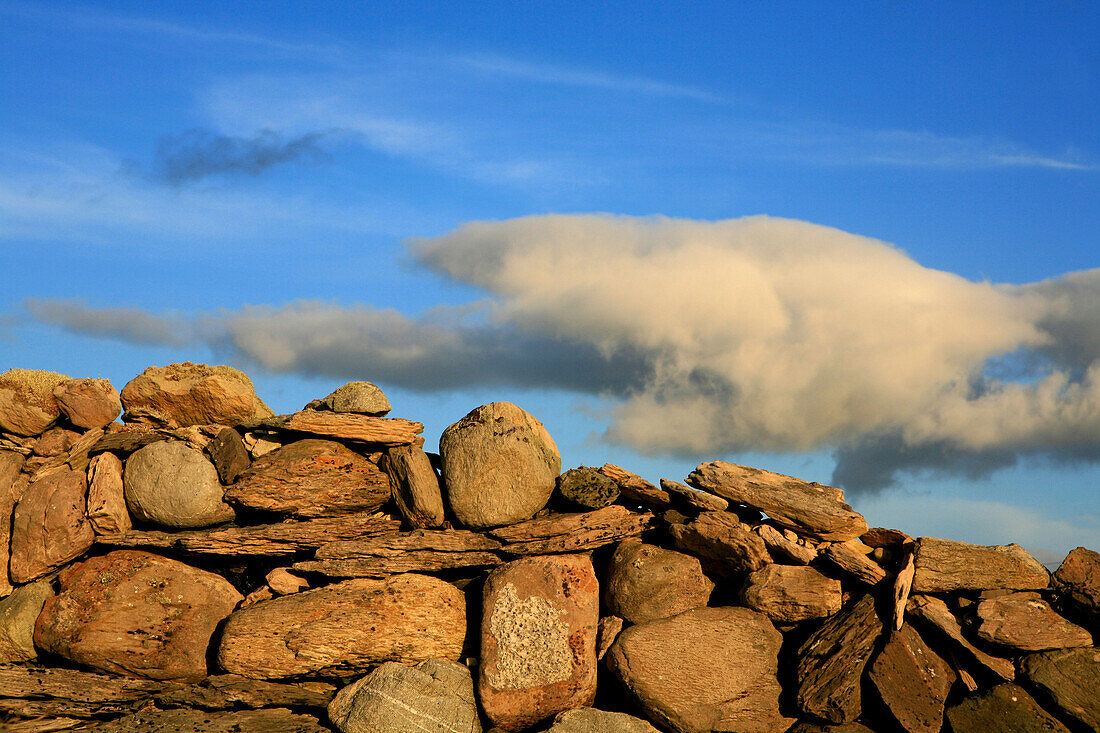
[1,1,1098,563]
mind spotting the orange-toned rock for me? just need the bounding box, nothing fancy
[53,377,121,429]
[9,467,94,583]
[0,450,27,595]
[0,369,67,436]
[120,362,273,428]
[87,451,131,534]
[605,539,714,624]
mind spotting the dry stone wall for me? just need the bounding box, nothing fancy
[0,363,1098,733]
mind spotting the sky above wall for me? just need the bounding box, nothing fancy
[1,1,1097,564]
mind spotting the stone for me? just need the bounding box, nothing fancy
[439,401,561,530]
[557,466,620,509]
[868,624,953,733]
[795,594,883,723]
[488,505,655,555]
[1052,546,1100,622]
[975,592,1093,650]
[53,378,121,429]
[598,464,672,509]
[659,478,728,512]
[597,616,624,660]
[319,381,391,416]
[0,579,53,662]
[9,467,95,583]
[0,369,67,436]
[754,523,817,564]
[739,564,842,623]
[668,510,769,572]
[247,410,422,446]
[1020,647,1100,731]
[821,539,887,585]
[381,441,445,528]
[296,529,501,578]
[120,362,273,428]
[34,550,242,681]
[266,568,308,595]
[86,708,329,732]
[607,606,790,733]
[124,440,234,529]
[912,536,1049,593]
[605,539,714,624]
[687,461,868,541]
[218,574,466,679]
[32,427,80,457]
[861,527,913,547]
[945,683,1071,733]
[892,546,916,631]
[328,658,480,733]
[91,425,168,456]
[906,594,1016,682]
[86,451,131,534]
[204,427,251,483]
[0,450,27,595]
[786,725,876,733]
[226,439,390,518]
[546,707,661,732]
[479,553,599,731]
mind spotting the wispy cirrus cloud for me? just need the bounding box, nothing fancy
[151,128,335,185]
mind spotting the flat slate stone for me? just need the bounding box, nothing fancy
[906,594,1015,682]
[668,510,769,573]
[945,683,1071,733]
[489,505,654,556]
[87,708,329,732]
[975,592,1093,651]
[598,463,672,509]
[381,441,445,528]
[912,536,1049,593]
[204,427,251,484]
[1020,647,1100,731]
[546,707,661,732]
[868,624,953,733]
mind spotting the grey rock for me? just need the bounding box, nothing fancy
[319,381,392,416]
[945,683,1071,733]
[0,579,54,662]
[1020,647,1100,731]
[605,539,714,624]
[546,707,661,732]
[975,592,1093,651]
[912,536,1049,593]
[124,440,234,529]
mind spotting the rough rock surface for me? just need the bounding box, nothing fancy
[868,624,953,733]
[1052,547,1100,622]
[218,574,466,679]
[86,707,329,732]
[53,377,121,429]
[659,478,728,512]
[226,438,391,517]
[739,564,842,623]
[546,707,661,732]
[297,529,501,578]
[557,466,620,509]
[120,362,272,428]
[9,466,94,583]
[439,401,561,530]
[1020,647,1100,731]
[0,579,53,662]
[687,461,868,541]
[204,427,251,484]
[668,510,769,572]
[124,440,234,529]
[32,426,80,456]
[912,536,1049,593]
[34,550,242,681]
[945,683,1071,733]
[87,451,131,534]
[605,539,714,624]
[975,591,1093,650]
[489,505,653,555]
[479,553,599,731]
[607,606,790,733]
[381,441,445,528]
[319,381,392,416]
[0,450,27,595]
[906,594,1015,682]
[328,658,481,733]
[0,369,67,436]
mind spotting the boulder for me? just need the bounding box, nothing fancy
[318,381,391,416]
[87,451,131,534]
[226,439,390,518]
[53,377,121,429]
[0,369,67,436]
[739,564,842,623]
[912,537,1049,593]
[1020,647,1100,731]
[120,362,273,428]
[124,440,234,529]
[439,402,561,530]
[546,707,661,732]
[0,579,53,662]
[668,510,769,573]
[0,450,27,595]
[1052,547,1100,623]
[265,568,308,595]
[975,592,1093,650]
[9,466,95,583]
[204,427,251,484]
[218,574,466,679]
[32,426,80,456]
[328,659,480,733]
[607,606,790,733]
[380,441,446,528]
[34,550,242,681]
[480,553,599,731]
[557,466,620,509]
[868,624,953,733]
[604,539,714,624]
[945,683,1071,733]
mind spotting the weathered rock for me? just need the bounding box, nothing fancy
[597,616,624,660]
[0,580,53,662]
[218,574,466,679]
[266,568,308,595]
[120,362,272,428]
[892,545,916,630]
[1052,546,1100,623]
[87,707,329,732]
[659,478,728,512]
[226,439,390,518]
[439,402,561,530]
[795,594,884,723]
[912,536,1049,593]
[785,724,877,733]
[318,381,392,416]
[0,663,166,719]
[821,539,887,586]
[740,564,842,623]
[328,658,480,733]
[1020,647,1100,731]
[557,466,620,509]
[32,426,80,457]
[668,510,769,572]
[480,554,599,731]
[53,378,121,429]
[91,425,168,456]
[598,464,672,509]
[381,441,445,528]
[605,539,714,624]
[755,523,818,564]
[296,529,502,578]
[607,606,790,733]
[204,427,251,484]
[34,550,242,681]
[0,369,67,436]
[0,450,27,595]
[868,624,953,733]
[906,594,1015,682]
[687,462,868,542]
[546,707,661,733]
[945,683,1071,733]
[489,505,655,555]
[157,674,337,712]
[247,410,422,446]
[10,467,95,583]
[124,440,234,529]
[86,451,130,534]
[861,527,913,547]
[975,592,1093,650]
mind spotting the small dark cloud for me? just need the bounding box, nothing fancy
[154,128,333,184]
[24,298,189,346]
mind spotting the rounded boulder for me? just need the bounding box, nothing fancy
[124,440,235,529]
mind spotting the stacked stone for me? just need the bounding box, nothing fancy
[0,363,1098,733]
